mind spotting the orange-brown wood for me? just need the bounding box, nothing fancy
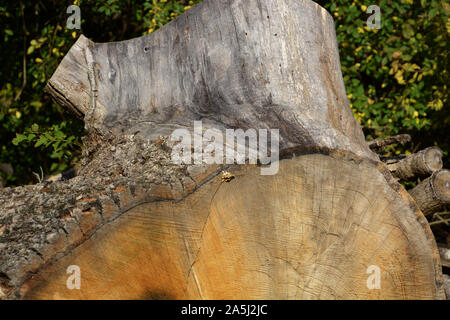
[22,153,445,299]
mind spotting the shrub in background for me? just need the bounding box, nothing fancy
[316,0,449,162]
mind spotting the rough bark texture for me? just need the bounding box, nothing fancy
[387,147,443,181]
[409,170,450,216]
[1,149,445,300]
[0,0,446,300]
[0,134,205,299]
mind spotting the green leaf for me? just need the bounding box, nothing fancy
[34,136,48,148]
[27,46,35,55]
[30,101,43,109]
[50,162,59,172]
[54,130,65,140]
[12,134,27,145]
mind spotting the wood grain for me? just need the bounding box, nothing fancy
[23,154,445,299]
[47,0,376,161]
[5,0,443,300]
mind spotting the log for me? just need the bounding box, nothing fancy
[409,170,450,216]
[387,147,443,181]
[0,0,446,300]
[368,134,411,151]
[0,149,445,299]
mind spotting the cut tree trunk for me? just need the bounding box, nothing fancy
[5,151,444,300]
[409,170,450,216]
[387,147,443,181]
[46,0,375,161]
[0,0,445,300]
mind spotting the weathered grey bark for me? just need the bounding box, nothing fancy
[387,147,443,181]
[1,0,445,300]
[409,170,450,216]
[368,134,411,151]
[46,0,376,161]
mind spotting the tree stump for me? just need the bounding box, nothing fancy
[0,0,445,299]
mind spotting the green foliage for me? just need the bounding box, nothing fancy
[12,121,81,173]
[315,0,449,160]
